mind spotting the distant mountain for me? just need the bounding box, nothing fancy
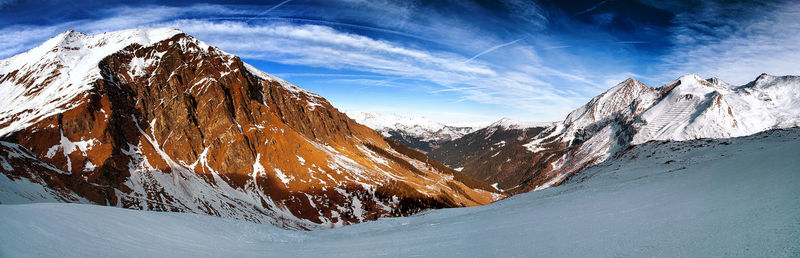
[346,111,481,152]
[0,28,503,229]
[427,118,554,192]
[430,75,800,193]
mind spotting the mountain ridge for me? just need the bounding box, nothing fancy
[346,111,481,152]
[0,28,503,229]
[429,73,800,193]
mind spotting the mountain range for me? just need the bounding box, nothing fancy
[1,27,799,231]
[0,28,502,229]
[421,76,800,193]
[346,111,482,152]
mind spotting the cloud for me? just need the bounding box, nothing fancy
[175,19,599,119]
[0,2,625,121]
[658,1,800,84]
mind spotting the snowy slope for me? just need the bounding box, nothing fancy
[507,74,800,191]
[2,128,798,257]
[0,28,183,137]
[632,74,800,143]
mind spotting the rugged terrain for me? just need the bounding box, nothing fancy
[346,111,479,152]
[0,28,502,229]
[4,127,798,256]
[430,76,800,193]
[427,118,554,192]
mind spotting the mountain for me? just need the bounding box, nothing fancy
[346,111,480,152]
[427,118,555,191]
[4,127,798,256]
[0,28,503,229]
[430,75,800,193]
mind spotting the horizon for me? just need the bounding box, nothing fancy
[2,0,798,124]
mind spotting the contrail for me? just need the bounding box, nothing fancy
[573,0,608,16]
[245,0,293,23]
[464,38,524,63]
[214,16,434,43]
[379,38,524,85]
[617,41,648,44]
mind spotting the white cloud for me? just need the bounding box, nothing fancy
[0,3,612,122]
[659,1,800,85]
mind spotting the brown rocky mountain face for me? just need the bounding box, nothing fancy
[0,29,502,229]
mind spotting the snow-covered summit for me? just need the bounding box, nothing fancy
[347,111,478,141]
[632,73,800,144]
[0,28,185,137]
[549,73,800,146]
[502,73,800,191]
[487,117,554,130]
[559,77,650,144]
[0,28,323,136]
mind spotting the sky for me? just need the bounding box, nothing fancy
[1,0,798,124]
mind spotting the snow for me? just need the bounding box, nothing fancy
[346,111,479,141]
[518,74,800,189]
[631,74,800,144]
[487,117,554,130]
[117,116,316,229]
[1,128,798,256]
[0,27,324,138]
[560,78,650,144]
[0,174,76,204]
[43,129,99,173]
[0,28,183,137]
[273,168,292,185]
[243,62,324,110]
[251,154,266,183]
[0,27,498,230]
[522,142,546,153]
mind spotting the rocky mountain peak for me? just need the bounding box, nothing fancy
[0,28,503,229]
[562,77,650,137]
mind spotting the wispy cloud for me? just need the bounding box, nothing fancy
[0,2,650,122]
[658,1,800,84]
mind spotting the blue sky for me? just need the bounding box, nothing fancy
[1,0,798,124]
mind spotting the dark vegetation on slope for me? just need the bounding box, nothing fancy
[383,138,501,194]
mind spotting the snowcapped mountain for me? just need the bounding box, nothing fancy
[0,28,503,229]
[430,74,800,193]
[346,111,480,152]
[4,127,798,256]
[486,117,553,130]
[630,74,800,143]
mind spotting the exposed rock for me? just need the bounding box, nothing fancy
[0,29,503,229]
